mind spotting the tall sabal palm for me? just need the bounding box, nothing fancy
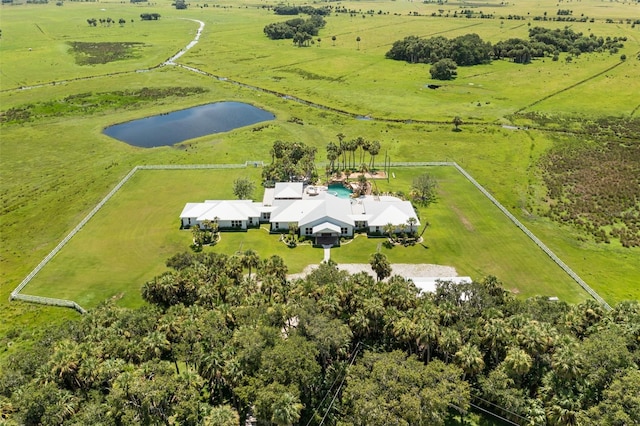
[346,139,358,170]
[551,340,584,381]
[369,252,391,282]
[503,346,532,378]
[143,330,171,361]
[368,140,381,170]
[392,316,419,354]
[336,133,347,171]
[438,327,461,363]
[241,249,260,280]
[48,340,82,390]
[455,343,485,380]
[262,255,288,283]
[326,141,339,172]
[416,317,439,362]
[482,317,512,366]
[271,392,303,426]
[406,217,417,235]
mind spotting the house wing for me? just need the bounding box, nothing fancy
[299,195,354,228]
[274,182,303,199]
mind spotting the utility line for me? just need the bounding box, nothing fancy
[318,341,362,426]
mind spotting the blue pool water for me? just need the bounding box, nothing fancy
[328,184,353,199]
[103,102,275,148]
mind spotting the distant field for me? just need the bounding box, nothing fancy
[23,166,587,309]
[1,0,639,346]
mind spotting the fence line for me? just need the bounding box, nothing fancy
[388,161,611,310]
[11,161,610,313]
[10,162,260,313]
[11,294,87,314]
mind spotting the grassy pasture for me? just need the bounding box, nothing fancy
[1,0,639,353]
[0,2,194,87]
[23,166,588,309]
[177,1,639,121]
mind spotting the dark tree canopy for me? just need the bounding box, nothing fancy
[3,251,639,426]
[386,33,491,66]
[430,58,458,80]
[387,28,625,67]
[262,140,317,183]
[263,15,326,41]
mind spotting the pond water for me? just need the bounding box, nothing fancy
[103,102,275,148]
[328,184,353,199]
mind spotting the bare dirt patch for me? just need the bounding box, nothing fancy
[451,205,475,232]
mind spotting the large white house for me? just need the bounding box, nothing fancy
[180,182,420,246]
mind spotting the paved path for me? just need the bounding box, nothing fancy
[322,245,331,262]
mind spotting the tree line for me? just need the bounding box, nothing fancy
[387,27,627,79]
[272,5,329,16]
[263,16,326,46]
[2,249,639,425]
[262,140,317,184]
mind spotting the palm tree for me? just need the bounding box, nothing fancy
[392,316,418,354]
[551,341,583,380]
[369,252,391,282]
[356,36,361,50]
[241,249,260,280]
[455,343,485,380]
[368,140,380,170]
[326,141,339,172]
[271,392,303,426]
[416,317,439,362]
[438,327,461,363]
[383,222,395,239]
[503,346,532,378]
[406,217,417,235]
[332,35,336,46]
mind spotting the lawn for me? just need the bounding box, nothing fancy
[23,166,587,309]
[2,0,639,355]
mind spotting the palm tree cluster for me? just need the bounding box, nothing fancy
[2,253,638,425]
[326,134,381,174]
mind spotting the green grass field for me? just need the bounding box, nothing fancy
[1,0,639,349]
[23,166,587,309]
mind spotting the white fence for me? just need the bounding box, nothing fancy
[9,163,258,313]
[10,161,610,313]
[389,162,611,310]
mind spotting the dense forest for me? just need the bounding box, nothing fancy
[1,251,638,425]
[386,27,626,79]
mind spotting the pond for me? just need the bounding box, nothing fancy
[103,102,275,148]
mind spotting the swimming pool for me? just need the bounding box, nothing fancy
[328,184,353,199]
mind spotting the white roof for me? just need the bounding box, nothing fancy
[270,199,322,223]
[300,194,353,227]
[409,277,472,294]
[181,200,261,221]
[312,222,341,234]
[180,202,215,218]
[274,182,303,199]
[363,197,420,227]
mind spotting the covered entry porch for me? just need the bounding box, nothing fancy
[312,222,341,247]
